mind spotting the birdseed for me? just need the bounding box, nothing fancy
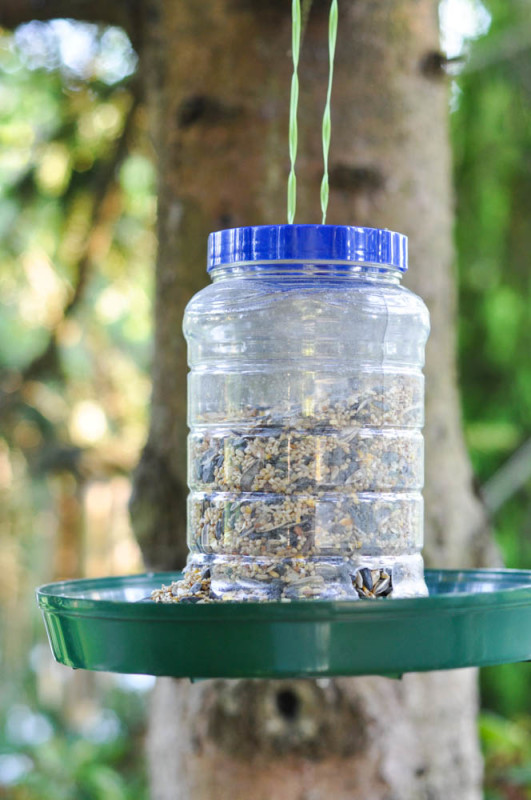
[152,374,424,603]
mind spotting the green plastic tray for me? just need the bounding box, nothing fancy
[37,569,531,679]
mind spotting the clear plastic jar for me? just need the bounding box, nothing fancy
[184,225,430,601]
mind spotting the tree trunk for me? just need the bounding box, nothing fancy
[127,0,497,797]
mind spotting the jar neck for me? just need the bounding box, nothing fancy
[210,261,403,285]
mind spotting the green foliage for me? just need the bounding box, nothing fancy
[453,0,531,498]
[0,684,148,799]
[0,20,152,798]
[0,20,153,405]
[452,0,531,755]
[480,712,531,799]
[0,22,154,553]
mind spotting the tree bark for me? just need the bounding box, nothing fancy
[129,1,497,798]
[148,670,482,800]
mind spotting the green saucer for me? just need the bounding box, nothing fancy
[37,569,531,679]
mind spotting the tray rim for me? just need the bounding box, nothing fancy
[36,567,531,622]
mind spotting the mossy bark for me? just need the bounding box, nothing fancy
[129,1,495,797]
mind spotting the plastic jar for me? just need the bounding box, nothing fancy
[184,225,430,601]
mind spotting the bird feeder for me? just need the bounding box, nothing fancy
[37,224,531,680]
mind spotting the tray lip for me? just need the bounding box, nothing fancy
[36,568,531,622]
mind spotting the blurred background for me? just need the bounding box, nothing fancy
[0,1,529,797]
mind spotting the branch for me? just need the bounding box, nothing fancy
[482,437,531,513]
[0,0,136,34]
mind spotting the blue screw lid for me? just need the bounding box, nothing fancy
[207,224,408,272]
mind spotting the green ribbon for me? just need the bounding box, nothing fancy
[320,0,338,224]
[287,0,301,225]
[287,0,339,225]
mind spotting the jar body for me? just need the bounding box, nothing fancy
[185,262,430,601]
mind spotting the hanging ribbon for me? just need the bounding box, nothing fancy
[287,0,301,224]
[320,0,338,224]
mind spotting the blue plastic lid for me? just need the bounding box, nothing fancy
[207,224,408,272]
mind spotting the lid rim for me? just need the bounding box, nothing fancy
[207,224,408,272]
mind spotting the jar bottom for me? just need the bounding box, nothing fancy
[183,551,427,602]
